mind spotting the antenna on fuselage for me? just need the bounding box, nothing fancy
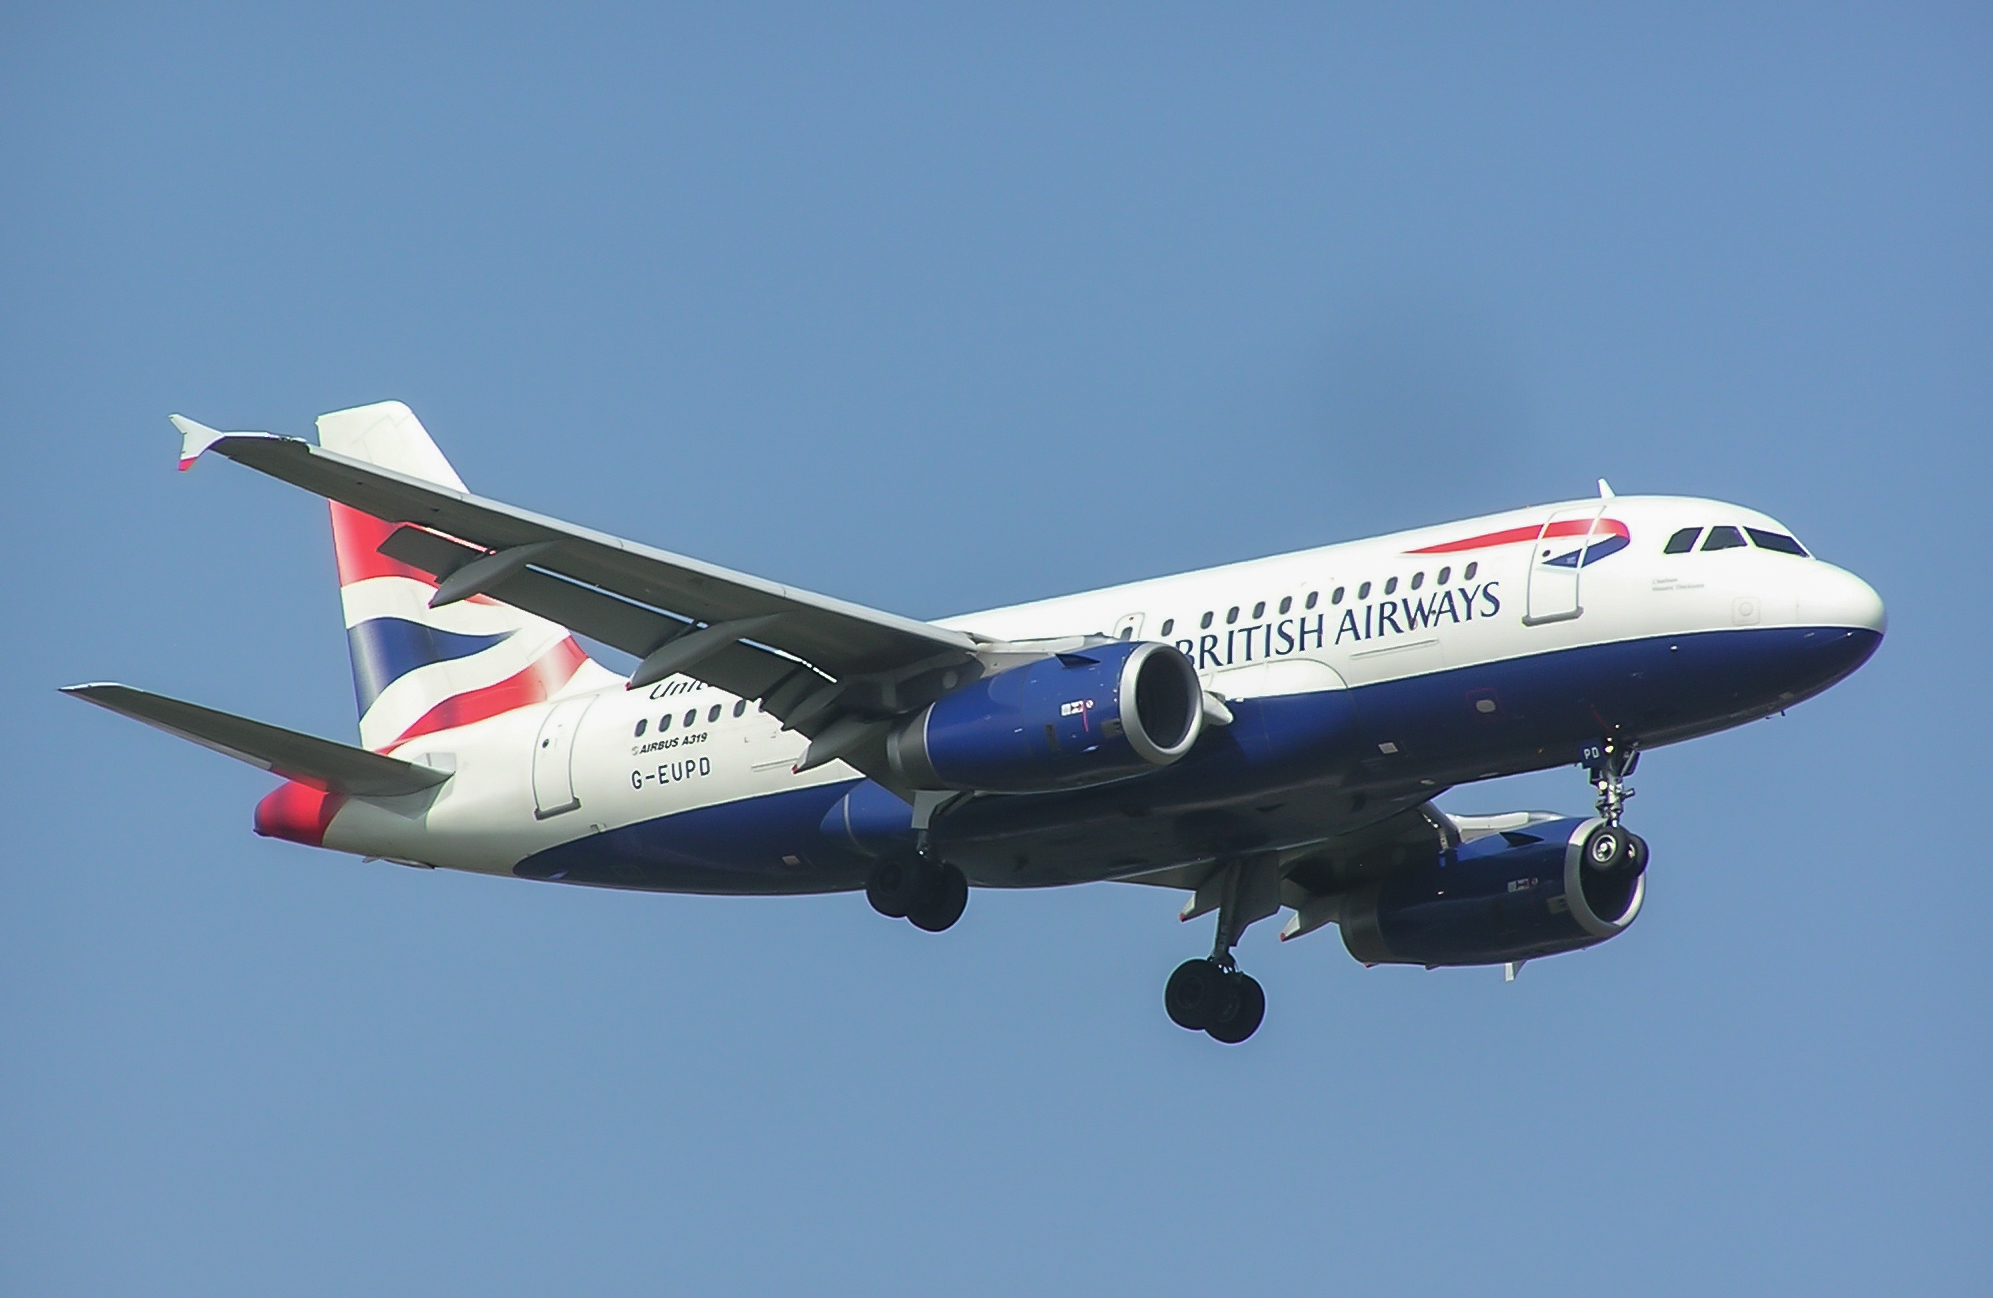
[1597,478,1615,499]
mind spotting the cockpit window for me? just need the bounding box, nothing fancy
[1701,526,1747,551]
[1663,527,1701,554]
[1747,527,1808,556]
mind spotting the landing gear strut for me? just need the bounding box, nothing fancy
[1580,736,1650,877]
[1583,735,1639,827]
[1165,855,1276,1043]
[866,855,969,932]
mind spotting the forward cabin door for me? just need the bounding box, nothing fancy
[531,693,598,819]
[1523,501,1609,626]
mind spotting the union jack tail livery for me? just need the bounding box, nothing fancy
[316,402,620,753]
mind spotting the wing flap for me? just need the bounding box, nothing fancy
[376,524,816,708]
[62,683,451,797]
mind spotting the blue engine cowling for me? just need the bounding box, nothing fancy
[885,640,1205,793]
[1339,817,1645,967]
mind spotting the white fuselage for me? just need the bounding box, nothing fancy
[320,493,1884,884]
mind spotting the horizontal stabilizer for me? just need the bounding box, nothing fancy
[61,683,452,796]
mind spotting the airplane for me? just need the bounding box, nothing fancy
[64,401,1885,1043]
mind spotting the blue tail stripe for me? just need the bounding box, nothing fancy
[346,617,513,712]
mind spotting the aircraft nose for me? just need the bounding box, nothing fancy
[1809,563,1887,637]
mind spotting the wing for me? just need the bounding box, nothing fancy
[173,419,989,786]
[1117,799,1572,941]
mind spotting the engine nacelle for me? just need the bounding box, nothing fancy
[1340,817,1645,968]
[886,640,1204,793]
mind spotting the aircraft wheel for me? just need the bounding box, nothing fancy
[1165,958,1234,1031]
[1206,972,1265,1044]
[866,856,935,919]
[1582,824,1631,873]
[1625,832,1650,877]
[908,864,969,932]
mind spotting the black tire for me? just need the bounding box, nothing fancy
[1164,958,1232,1031]
[1625,832,1651,877]
[908,864,969,932]
[1206,972,1265,1044]
[866,856,936,919]
[1583,824,1630,873]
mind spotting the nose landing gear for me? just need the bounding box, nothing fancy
[1165,854,1279,1043]
[1583,735,1638,827]
[1580,736,1650,878]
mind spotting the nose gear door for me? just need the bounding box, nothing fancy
[531,692,598,819]
[1523,500,1610,626]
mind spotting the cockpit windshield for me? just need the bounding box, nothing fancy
[1746,527,1808,556]
[1664,523,1810,557]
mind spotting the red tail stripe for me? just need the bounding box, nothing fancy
[1408,517,1630,555]
[381,637,590,751]
[331,504,438,586]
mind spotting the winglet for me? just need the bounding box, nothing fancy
[171,413,276,471]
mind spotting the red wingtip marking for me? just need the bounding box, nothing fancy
[178,457,197,472]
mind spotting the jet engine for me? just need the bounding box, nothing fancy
[1339,817,1646,968]
[886,640,1204,793]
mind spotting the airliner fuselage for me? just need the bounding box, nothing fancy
[70,403,1885,1043]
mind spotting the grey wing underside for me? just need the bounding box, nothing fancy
[1114,800,1566,940]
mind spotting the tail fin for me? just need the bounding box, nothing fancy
[317,402,618,752]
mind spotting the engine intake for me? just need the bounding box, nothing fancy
[1339,817,1645,968]
[887,640,1204,793]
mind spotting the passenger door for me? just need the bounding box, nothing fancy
[531,693,598,819]
[1523,502,1608,626]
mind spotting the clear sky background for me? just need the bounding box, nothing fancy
[3,4,1987,1294]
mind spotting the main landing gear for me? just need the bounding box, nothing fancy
[866,855,969,933]
[1165,854,1277,1044]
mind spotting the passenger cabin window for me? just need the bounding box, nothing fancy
[1702,526,1747,551]
[1252,601,1265,619]
[1226,606,1240,624]
[1747,528,1809,556]
[1278,596,1292,614]
[1384,577,1397,595]
[1310,590,1323,608]
[1160,618,1175,636]
[1664,527,1702,554]
[634,719,648,737]
[1410,572,1424,590]
[683,708,698,727]
[1329,587,1342,605]
[733,699,748,717]
[1437,566,1451,585]
[708,705,723,723]
[658,713,672,732]
[1463,562,1478,580]
[1117,626,1132,640]
[1200,612,1214,630]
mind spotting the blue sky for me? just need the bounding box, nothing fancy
[3,4,1987,1294]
